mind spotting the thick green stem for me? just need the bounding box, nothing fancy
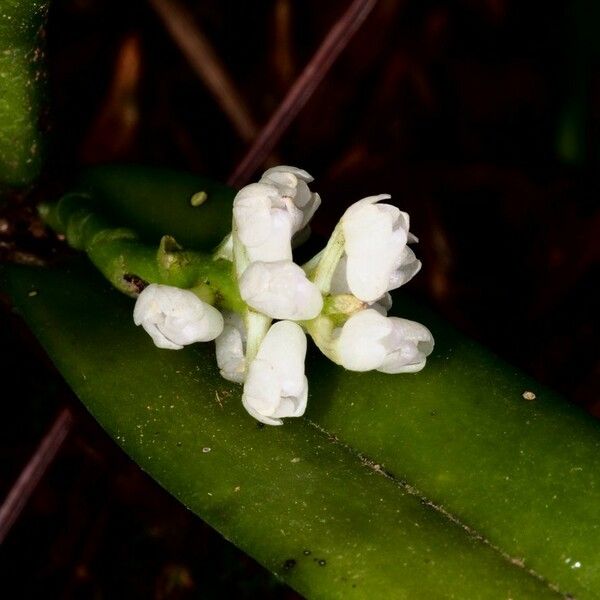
[40,195,244,313]
[0,0,48,191]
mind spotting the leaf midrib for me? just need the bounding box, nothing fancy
[304,418,567,598]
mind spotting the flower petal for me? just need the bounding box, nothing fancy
[388,246,422,291]
[233,183,279,247]
[262,165,314,184]
[243,208,294,263]
[260,166,320,230]
[334,309,393,371]
[378,317,434,374]
[215,313,246,383]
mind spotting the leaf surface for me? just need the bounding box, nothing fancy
[2,261,560,599]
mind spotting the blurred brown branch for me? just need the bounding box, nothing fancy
[148,0,259,143]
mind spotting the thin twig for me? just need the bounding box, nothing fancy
[228,0,379,187]
[0,408,74,544]
[148,0,259,143]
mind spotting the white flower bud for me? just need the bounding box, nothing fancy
[341,195,421,302]
[134,284,224,349]
[242,320,308,426]
[239,260,323,320]
[215,312,246,383]
[333,308,433,373]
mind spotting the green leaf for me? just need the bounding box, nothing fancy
[2,261,560,599]
[72,165,235,249]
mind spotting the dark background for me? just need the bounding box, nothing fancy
[0,0,598,597]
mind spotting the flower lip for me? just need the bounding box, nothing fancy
[377,316,434,374]
[133,284,224,349]
[260,166,321,225]
[215,312,247,383]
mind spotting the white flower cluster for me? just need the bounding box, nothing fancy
[133,166,433,426]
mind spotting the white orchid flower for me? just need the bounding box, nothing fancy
[233,167,320,264]
[134,284,224,350]
[239,260,323,320]
[340,194,421,302]
[333,308,433,373]
[242,320,308,426]
[215,312,247,383]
